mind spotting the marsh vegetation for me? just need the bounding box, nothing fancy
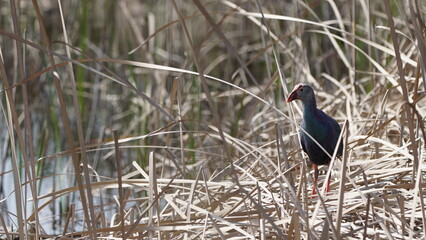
[1,0,426,239]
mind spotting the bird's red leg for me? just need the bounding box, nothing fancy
[311,164,319,195]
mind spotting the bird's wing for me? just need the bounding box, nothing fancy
[317,109,341,136]
[328,114,344,156]
[315,109,344,155]
[330,117,341,134]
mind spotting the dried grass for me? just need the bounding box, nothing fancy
[1,0,426,239]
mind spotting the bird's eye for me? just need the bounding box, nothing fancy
[300,88,304,92]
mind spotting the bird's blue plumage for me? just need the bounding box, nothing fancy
[287,84,343,166]
[300,108,343,165]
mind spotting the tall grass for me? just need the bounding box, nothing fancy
[0,0,425,239]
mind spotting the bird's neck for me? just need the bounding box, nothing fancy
[301,98,326,137]
[302,98,318,116]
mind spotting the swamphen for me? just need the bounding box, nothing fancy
[286,84,343,194]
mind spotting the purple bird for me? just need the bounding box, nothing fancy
[286,84,343,194]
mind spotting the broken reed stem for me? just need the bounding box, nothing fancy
[148,151,159,238]
[113,130,126,239]
[336,120,350,233]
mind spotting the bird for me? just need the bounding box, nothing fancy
[286,83,343,195]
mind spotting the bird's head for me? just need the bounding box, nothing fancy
[286,84,314,103]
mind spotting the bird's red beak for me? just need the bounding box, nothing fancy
[286,84,302,102]
[286,91,297,102]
